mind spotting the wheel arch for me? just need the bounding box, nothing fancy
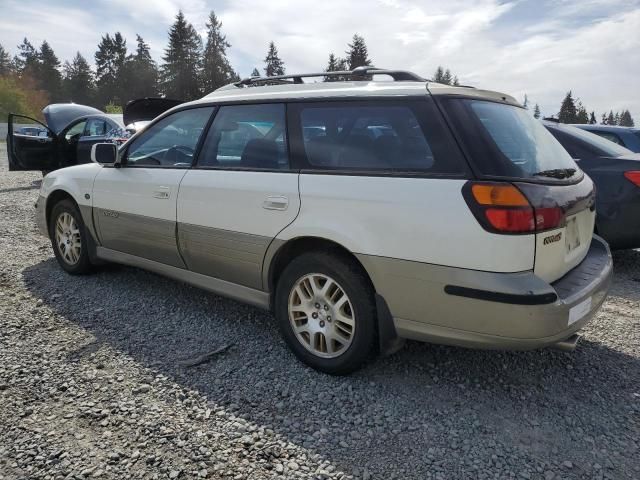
[263,236,402,355]
[45,189,79,229]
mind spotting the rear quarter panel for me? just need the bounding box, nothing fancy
[280,175,535,272]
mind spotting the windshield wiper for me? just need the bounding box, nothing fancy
[534,168,577,179]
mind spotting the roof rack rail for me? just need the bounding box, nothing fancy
[232,66,427,88]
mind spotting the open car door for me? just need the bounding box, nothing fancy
[7,114,58,171]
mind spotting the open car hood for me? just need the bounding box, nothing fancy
[43,103,103,134]
[123,98,183,126]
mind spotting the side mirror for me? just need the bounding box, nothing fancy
[91,143,120,166]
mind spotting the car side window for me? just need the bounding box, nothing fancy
[592,131,625,146]
[294,100,465,174]
[84,119,108,137]
[65,121,87,141]
[125,107,214,168]
[197,104,288,170]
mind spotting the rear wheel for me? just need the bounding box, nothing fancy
[49,199,93,274]
[275,252,377,374]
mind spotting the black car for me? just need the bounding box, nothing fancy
[7,98,183,173]
[544,121,640,249]
[7,104,124,172]
[572,124,640,153]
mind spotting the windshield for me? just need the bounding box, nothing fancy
[557,124,632,157]
[444,99,580,181]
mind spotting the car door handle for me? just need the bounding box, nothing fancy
[153,186,171,199]
[263,196,288,211]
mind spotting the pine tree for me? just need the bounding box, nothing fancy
[0,43,13,76]
[95,32,128,108]
[39,41,62,102]
[161,11,203,100]
[201,11,237,92]
[533,104,541,119]
[589,112,597,124]
[433,66,445,83]
[324,53,347,82]
[522,94,529,110]
[121,35,159,101]
[62,52,94,105]
[619,109,635,127]
[345,34,371,70]
[264,41,285,76]
[614,112,621,125]
[251,67,260,77]
[558,91,577,123]
[575,101,589,124]
[607,110,615,125]
[432,66,459,85]
[442,69,453,85]
[14,38,39,79]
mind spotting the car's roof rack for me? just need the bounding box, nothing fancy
[232,66,427,88]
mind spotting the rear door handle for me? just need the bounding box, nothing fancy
[263,195,289,211]
[153,186,171,199]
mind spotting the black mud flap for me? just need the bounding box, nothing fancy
[375,294,405,356]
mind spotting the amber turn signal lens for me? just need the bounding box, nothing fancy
[471,184,530,206]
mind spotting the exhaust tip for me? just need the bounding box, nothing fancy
[552,334,581,352]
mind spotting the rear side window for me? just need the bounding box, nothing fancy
[198,104,288,170]
[592,131,624,146]
[291,99,467,174]
[443,99,579,181]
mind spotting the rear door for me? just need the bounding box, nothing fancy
[177,103,299,290]
[6,114,58,171]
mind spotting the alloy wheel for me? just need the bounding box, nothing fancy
[54,212,82,265]
[288,273,356,358]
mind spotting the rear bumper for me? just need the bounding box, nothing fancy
[358,236,613,350]
[35,194,48,237]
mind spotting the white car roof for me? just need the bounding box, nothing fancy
[183,80,519,107]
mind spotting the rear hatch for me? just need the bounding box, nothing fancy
[439,95,595,283]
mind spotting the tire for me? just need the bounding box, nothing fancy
[275,251,377,374]
[49,199,93,275]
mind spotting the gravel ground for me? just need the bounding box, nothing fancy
[0,146,639,480]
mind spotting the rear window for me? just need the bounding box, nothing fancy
[291,99,468,175]
[554,125,632,157]
[444,99,580,181]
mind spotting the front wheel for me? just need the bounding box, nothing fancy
[275,252,377,374]
[49,199,93,274]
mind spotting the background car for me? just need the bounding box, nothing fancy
[572,124,640,152]
[544,121,640,249]
[7,98,182,173]
[7,104,124,172]
[17,126,48,137]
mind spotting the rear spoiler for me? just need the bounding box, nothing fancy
[123,97,183,126]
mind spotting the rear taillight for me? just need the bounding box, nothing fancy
[464,182,564,234]
[624,171,640,187]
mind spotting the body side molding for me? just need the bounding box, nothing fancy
[95,247,270,310]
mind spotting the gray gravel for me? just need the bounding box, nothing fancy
[1,147,639,479]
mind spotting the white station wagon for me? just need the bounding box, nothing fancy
[16,67,613,373]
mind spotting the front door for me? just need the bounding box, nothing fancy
[177,103,300,290]
[92,107,215,268]
[7,114,58,171]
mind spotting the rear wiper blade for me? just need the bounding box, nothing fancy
[534,168,577,179]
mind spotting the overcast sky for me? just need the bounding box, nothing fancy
[1,0,639,123]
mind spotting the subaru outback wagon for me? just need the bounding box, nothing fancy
[17,67,613,374]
